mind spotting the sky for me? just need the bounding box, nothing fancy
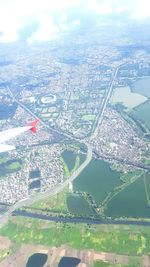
[0,0,150,43]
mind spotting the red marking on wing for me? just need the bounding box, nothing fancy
[28,119,39,134]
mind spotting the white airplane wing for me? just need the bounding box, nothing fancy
[0,119,39,153]
[0,144,15,153]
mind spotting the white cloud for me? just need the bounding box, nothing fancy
[27,15,59,44]
[0,0,150,43]
[132,0,150,19]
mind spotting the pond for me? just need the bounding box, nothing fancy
[73,159,121,205]
[62,151,77,172]
[67,193,95,216]
[58,257,81,267]
[105,175,150,218]
[26,253,48,267]
[29,179,41,190]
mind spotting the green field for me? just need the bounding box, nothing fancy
[93,260,141,267]
[73,159,122,205]
[82,114,96,121]
[1,219,150,256]
[105,175,150,218]
[67,193,95,216]
[7,161,22,170]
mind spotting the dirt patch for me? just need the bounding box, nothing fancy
[0,236,11,250]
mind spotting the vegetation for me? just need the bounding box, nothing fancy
[29,187,68,212]
[82,114,96,121]
[0,249,10,262]
[1,219,150,256]
[93,260,141,267]
[7,161,22,170]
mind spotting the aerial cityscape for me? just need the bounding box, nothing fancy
[1,0,150,266]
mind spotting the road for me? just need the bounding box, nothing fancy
[94,152,150,172]
[92,68,118,139]
[1,144,93,219]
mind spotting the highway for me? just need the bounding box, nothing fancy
[94,152,150,172]
[92,68,118,139]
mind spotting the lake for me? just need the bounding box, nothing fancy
[67,193,95,216]
[62,151,77,172]
[132,77,150,97]
[111,86,147,109]
[73,159,122,205]
[26,253,48,267]
[62,150,86,172]
[105,176,150,218]
[131,99,150,130]
[58,257,81,267]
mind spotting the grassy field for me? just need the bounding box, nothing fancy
[29,187,68,212]
[82,114,96,121]
[0,249,10,262]
[93,259,141,267]
[1,218,150,256]
[7,161,22,170]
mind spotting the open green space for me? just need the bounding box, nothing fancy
[130,99,150,130]
[73,159,122,205]
[92,259,141,267]
[0,159,22,178]
[132,77,150,98]
[1,219,150,256]
[82,114,96,121]
[67,193,95,216]
[29,188,68,212]
[6,161,22,170]
[105,175,150,218]
[0,249,10,262]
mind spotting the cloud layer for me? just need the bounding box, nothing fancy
[0,0,150,43]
